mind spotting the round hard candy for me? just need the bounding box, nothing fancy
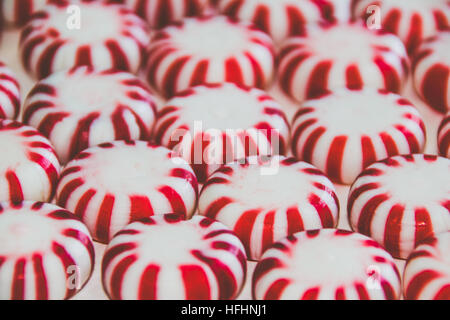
[348,154,450,260]
[102,214,247,300]
[413,30,450,113]
[252,229,401,300]
[278,22,408,102]
[353,0,450,54]
[56,141,198,243]
[23,66,157,163]
[144,15,275,98]
[0,119,60,203]
[403,232,450,300]
[154,83,290,182]
[19,0,149,79]
[0,201,95,300]
[198,155,339,260]
[291,88,426,184]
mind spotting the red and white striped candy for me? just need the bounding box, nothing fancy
[0,0,48,28]
[291,88,426,185]
[348,154,450,260]
[278,22,408,103]
[0,201,95,300]
[19,0,149,79]
[198,156,340,261]
[110,0,210,29]
[353,0,450,55]
[213,0,353,44]
[144,15,275,98]
[412,31,450,114]
[0,120,60,203]
[23,66,157,164]
[252,229,401,300]
[0,62,20,120]
[154,83,290,182]
[403,232,450,300]
[102,214,247,300]
[438,112,450,158]
[56,141,198,244]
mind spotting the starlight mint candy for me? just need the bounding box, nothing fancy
[403,232,450,300]
[23,67,157,163]
[112,0,210,29]
[154,83,290,182]
[0,62,20,120]
[56,141,198,243]
[145,15,275,98]
[353,0,450,54]
[198,156,339,260]
[438,112,450,158]
[214,0,352,44]
[278,22,408,102]
[291,88,426,185]
[102,214,247,300]
[0,120,60,203]
[348,154,450,260]
[252,229,401,300]
[413,31,450,113]
[0,201,95,300]
[19,0,149,79]
[0,0,47,27]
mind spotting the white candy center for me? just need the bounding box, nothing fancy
[307,24,376,61]
[135,222,206,264]
[80,145,174,194]
[53,72,124,114]
[308,90,405,135]
[169,18,250,58]
[288,233,370,285]
[378,157,450,206]
[0,211,57,255]
[225,162,314,209]
[45,3,121,44]
[172,85,266,130]
[0,132,28,171]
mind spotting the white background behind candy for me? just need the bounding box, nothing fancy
[0,28,445,300]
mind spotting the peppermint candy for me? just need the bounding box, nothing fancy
[144,15,275,98]
[0,201,95,300]
[252,229,401,300]
[198,156,339,260]
[353,0,450,54]
[213,0,352,44]
[348,154,450,260]
[0,62,20,120]
[403,232,450,300]
[56,141,198,243]
[0,120,60,203]
[111,0,210,29]
[278,22,408,102]
[413,30,450,113]
[291,88,426,185]
[0,0,48,28]
[154,83,290,182]
[438,112,450,158]
[19,0,149,79]
[102,214,247,300]
[23,67,157,164]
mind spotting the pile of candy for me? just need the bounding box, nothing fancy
[0,0,448,300]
